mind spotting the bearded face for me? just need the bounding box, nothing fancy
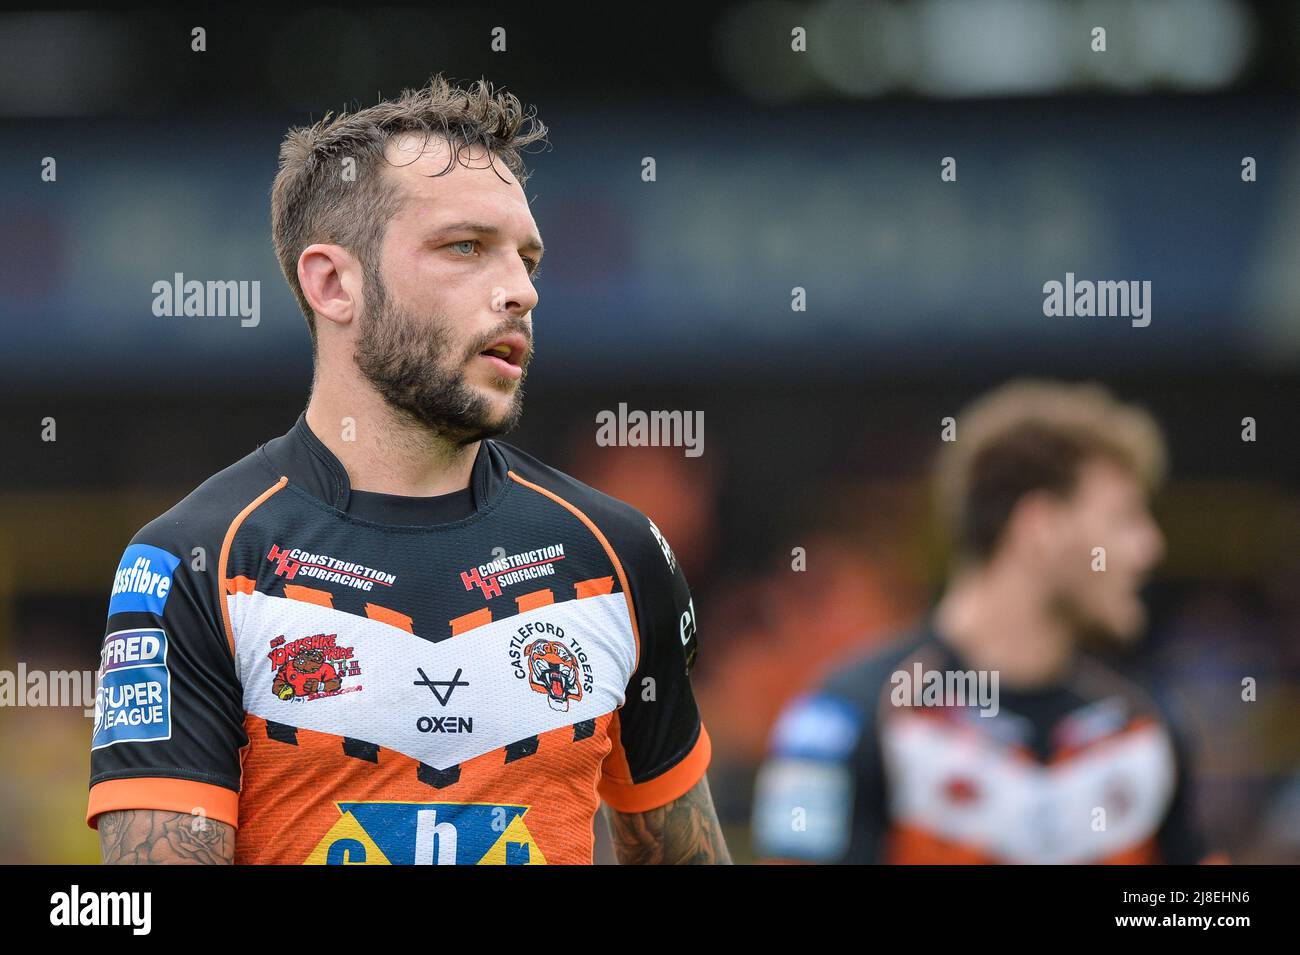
[353,258,531,447]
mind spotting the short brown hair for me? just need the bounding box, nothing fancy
[270,75,549,345]
[934,380,1167,562]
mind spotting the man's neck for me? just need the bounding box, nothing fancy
[934,558,1077,690]
[304,378,478,498]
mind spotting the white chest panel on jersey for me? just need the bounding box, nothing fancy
[229,589,637,769]
[882,711,1176,863]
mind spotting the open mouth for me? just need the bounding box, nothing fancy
[533,660,570,700]
[476,334,528,380]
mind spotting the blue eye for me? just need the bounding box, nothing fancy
[451,240,477,256]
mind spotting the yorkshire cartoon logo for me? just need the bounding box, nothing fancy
[525,639,583,711]
[268,633,360,701]
[306,802,546,865]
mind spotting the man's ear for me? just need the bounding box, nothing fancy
[299,243,361,330]
[1005,489,1063,562]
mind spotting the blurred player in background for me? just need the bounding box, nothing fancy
[752,380,1213,864]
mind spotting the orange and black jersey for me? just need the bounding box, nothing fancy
[753,623,1205,864]
[87,414,709,864]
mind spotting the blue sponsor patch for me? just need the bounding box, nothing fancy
[92,628,171,749]
[770,694,864,760]
[108,544,181,616]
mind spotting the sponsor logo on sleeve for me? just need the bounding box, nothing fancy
[679,596,699,672]
[648,519,677,571]
[108,544,181,617]
[91,628,171,749]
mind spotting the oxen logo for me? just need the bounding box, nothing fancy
[524,640,583,711]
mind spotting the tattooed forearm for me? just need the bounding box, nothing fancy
[99,809,235,865]
[606,776,731,865]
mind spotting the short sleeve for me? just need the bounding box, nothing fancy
[86,529,247,830]
[597,517,710,813]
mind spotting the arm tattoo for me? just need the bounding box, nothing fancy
[99,809,235,865]
[606,776,731,865]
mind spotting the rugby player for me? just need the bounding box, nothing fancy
[87,76,729,865]
[753,381,1209,864]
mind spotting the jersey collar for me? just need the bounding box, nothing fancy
[260,412,507,514]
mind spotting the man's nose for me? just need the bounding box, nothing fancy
[495,264,538,317]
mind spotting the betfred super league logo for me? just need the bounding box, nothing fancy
[268,633,361,701]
